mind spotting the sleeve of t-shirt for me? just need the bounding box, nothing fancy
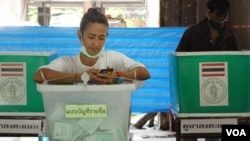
[39,56,75,73]
[108,51,146,72]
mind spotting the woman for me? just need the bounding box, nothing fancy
[33,8,150,87]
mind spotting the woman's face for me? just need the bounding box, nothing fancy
[80,23,108,56]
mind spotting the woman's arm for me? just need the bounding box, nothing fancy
[33,68,82,84]
[33,67,133,85]
[121,66,150,81]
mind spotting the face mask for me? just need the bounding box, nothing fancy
[80,45,104,58]
[208,19,225,32]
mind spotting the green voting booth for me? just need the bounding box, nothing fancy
[0,51,56,135]
[0,51,56,113]
[169,51,250,114]
[169,51,250,140]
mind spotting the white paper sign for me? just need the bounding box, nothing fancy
[0,62,27,105]
[199,62,228,106]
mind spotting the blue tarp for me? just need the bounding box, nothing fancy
[0,26,185,113]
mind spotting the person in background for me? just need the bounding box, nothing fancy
[33,8,150,87]
[176,0,239,52]
[175,0,239,141]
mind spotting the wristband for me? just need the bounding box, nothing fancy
[116,71,124,84]
[116,71,124,77]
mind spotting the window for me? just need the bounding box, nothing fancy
[27,0,147,27]
[0,0,152,27]
[105,7,146,27]
[49,7,83,27]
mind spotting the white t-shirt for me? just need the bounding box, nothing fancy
[41,50,145,88]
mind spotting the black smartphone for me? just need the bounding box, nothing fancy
[99,68,114,75]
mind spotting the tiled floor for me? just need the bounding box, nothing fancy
[130,128,207,141]
[129,113,206,141]
[130,128,175,141]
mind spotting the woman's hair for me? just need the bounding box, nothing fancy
[207,0,230,13]
[79,8,109,33]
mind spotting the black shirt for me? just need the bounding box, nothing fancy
[176,18,239,52]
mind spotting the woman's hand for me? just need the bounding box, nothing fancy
[96,72,117,84]
[86,68,116,84]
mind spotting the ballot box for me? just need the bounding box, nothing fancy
[169,51,250,141]
[169,51,250,114]
[0,51,56,113]
[0,51,56,136]
[37,83,136,141]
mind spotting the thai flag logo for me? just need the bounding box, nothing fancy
[201,63,225,77]
[1,63,24,77]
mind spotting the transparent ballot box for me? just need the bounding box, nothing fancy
[169,51,250,114]
[37,83,136,141]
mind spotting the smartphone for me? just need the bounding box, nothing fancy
[99,68,114,75]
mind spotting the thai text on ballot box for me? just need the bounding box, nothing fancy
[221,125,250,141]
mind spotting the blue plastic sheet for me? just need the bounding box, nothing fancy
[0,26,185,113]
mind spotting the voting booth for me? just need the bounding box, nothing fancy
[0,51,56,136]
[169,51,250,140]
[37,83,136,141]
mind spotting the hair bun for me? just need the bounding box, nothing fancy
[88,8,99,13]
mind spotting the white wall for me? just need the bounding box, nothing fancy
[146,0,160,27]
[0,0,29,26]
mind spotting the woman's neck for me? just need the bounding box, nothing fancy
[80,53,98,66]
